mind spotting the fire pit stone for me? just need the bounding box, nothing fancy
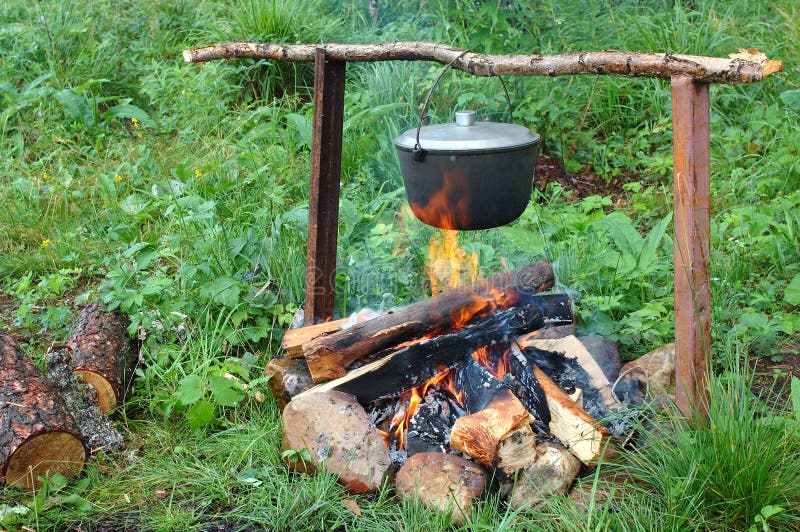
[507,441,581,511]
[281,390,393,494]
[395,451,489,524]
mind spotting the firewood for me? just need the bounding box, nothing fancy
[531,365,613,463]
[519,335,618,409]
[66,303,139,412]
[297,295,573,403]
[281,317,351,357]
[265,355,315,409]
[183,42,783,85]
[303,261,556,382]
[495,423,539,476]
[450,389,532,468]
[1,331,87,490]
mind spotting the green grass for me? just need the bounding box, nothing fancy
[1,0,799,529]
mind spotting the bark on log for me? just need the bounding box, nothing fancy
[0,332,87,490]
[303,261,556,382]
[66,303,139,413]
[183,42,781,84]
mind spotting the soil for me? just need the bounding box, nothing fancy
[750,344,800,407]
[534,154,635,204]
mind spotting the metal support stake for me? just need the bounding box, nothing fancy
[671,75,712,422]
[305,48,345,325]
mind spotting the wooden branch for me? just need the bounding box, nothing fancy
[183,42,782,84]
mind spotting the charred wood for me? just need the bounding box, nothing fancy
[302,261,556,382]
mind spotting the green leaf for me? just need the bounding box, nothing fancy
[780,89,800,111]
[55,89,94,126]
[784,273,800,305]
[791,377,800,422]
[209,375,245,407]
[200,277,242,308]
[639,211,673,269]
[602,211,644,258]
[175,374,204,405]
[186,399,215,429]
[103,103,156,128]
[119,193,150,215]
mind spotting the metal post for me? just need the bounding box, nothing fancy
[305,48,345,325]
[671,75,712,422]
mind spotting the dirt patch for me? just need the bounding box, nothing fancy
[534,155,638,204]
[750,343,800,408]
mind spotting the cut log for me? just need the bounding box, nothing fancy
[66,303,139,413]
[302,261,555,382]
[450,388,532,468]
[1,331,87,490]
[495,423,539,476]
[299,294,573,402]
[531,364,613,463]
[45,348,125,452]
[265,355,315,409]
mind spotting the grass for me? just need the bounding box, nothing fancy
[1,0,799,529]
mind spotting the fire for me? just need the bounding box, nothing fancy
[471,343,512,380]
[427,230,479,297]
[385,365,463,451]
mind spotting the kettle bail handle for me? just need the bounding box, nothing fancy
[414,51,515,152]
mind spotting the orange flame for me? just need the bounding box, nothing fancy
[427,230,480,297]
[471,343,512,380]
[385,366,463,451]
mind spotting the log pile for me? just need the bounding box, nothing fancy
[0,303,138,490]
[274,261,631,514]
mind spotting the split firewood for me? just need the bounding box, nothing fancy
[531,365,613,463]
[302,261,556,382]
[265,355,315,409]
[66,302,139,412]
[299,295,573,402]
[281,317,351,357]
[0,331,87,490]
[45,348,125,452]
[495,423,539,476]
[519,335,618,409]
[450,388,532,468]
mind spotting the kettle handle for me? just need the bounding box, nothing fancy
[414,51,515,160]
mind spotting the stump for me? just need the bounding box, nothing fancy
[0,331,87,490]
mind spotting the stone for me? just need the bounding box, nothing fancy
[507,442,581,511]
[395,452,488,524]
[281,390,393,493]
[620,343,675,396]
[577,335,621,381]
[533,323,577,340]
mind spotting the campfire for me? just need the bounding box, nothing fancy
[268,232,637,520]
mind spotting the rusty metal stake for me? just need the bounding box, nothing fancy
[305,48,346,325]
[671,75,712,422]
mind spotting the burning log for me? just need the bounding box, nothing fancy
[66,303,139,413]
[0,331,87,490]
[300,261,556,382]
[449,389,532,468]
[301,294,573,403]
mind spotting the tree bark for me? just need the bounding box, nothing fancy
[66,303,139,413]
[302,261,555,382]
[0,331,87,490]
[183,42,781,84]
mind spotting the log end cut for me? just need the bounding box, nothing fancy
[4,431,86,490]
[73,370,117,413]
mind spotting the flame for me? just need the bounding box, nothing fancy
[410,169,472,231]
[471,343,512,380]
[427,230,480,297]
[385,365,463,451]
